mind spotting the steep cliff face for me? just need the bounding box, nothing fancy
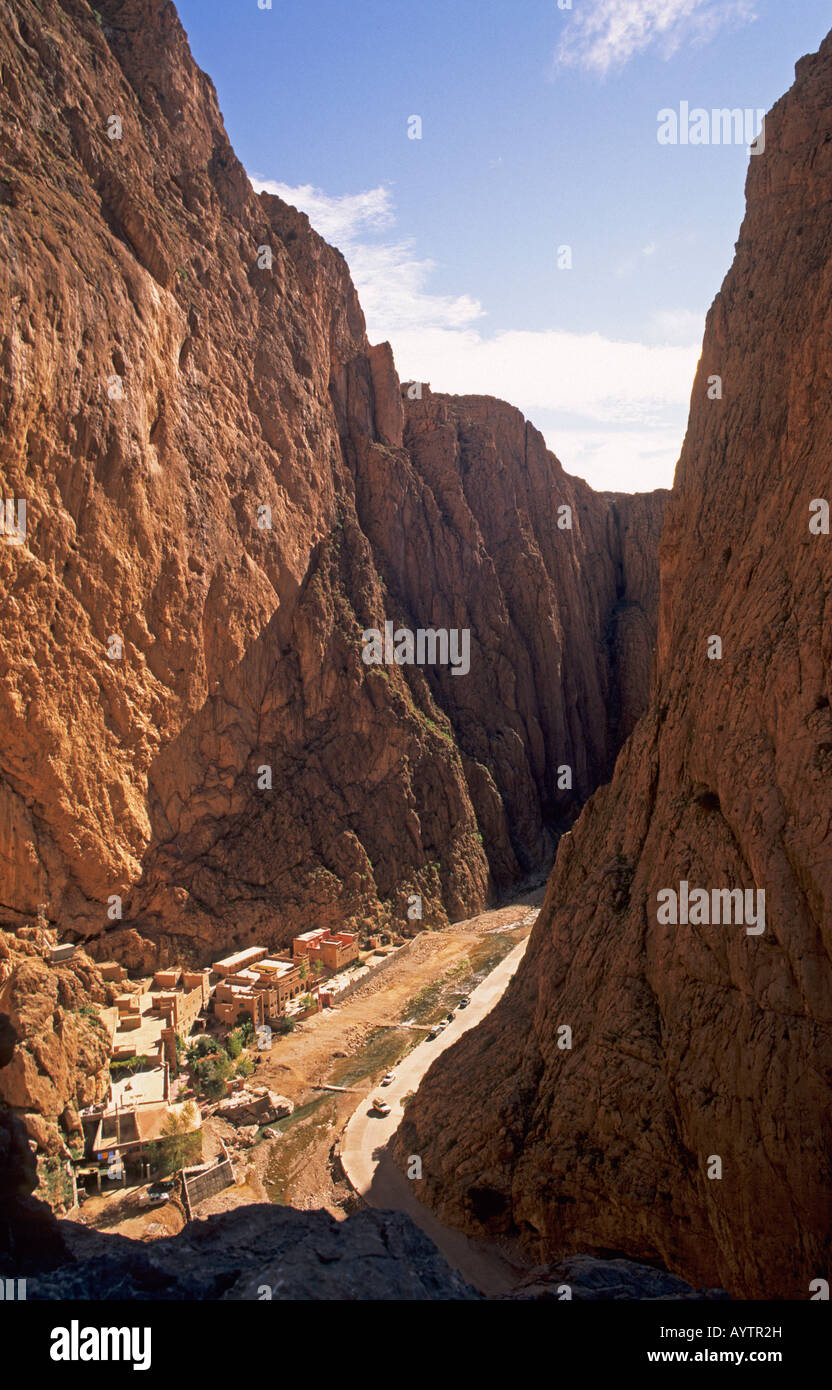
[355,387,666,886]
[0,0,664,967]
[396,35,832,1300]
[0,936,112,1152]
[0,926,113,1222]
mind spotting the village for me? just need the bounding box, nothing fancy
[64,925,387,1212]
[1,896,538,1236]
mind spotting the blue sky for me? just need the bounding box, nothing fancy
[175,0,831,492]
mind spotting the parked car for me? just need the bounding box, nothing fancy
[458,997,470,1009]
[370,1097,391,1116]
[380,1072,395,1086]
[427,1027,440,1040]
[145,1179,176,1205]
[444,1012,455,1023]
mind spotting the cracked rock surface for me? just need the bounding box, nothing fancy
[0,0,664,966]
[395,30,832,1300]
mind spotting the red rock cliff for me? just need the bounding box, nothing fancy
[396,33,832,1299]
[0,0,664,969]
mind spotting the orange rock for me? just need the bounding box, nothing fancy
[0,0,664,969]
[396,31,832,1299]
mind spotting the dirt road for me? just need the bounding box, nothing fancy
[81,888,542,1234]
[339,939,530,1294]
[233,890,541,1217]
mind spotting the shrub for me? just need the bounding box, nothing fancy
[187,1035,217,1062]
[109,1055,153,1077]
[236,1012,255,1044]
[192,1051,232,1100]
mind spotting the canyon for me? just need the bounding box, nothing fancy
[396,28,832,1300]
[0,0,829,1306]
[0,0,664,977]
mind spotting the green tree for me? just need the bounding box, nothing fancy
[236,1011,255,1044]
[193,1051,232,1100]
[187,1034,217,1063]
[226,1031,243,1059]
[154,1103,201,1177]
[236,1055,254,1079]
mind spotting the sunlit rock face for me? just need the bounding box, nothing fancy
[0,0,664,968]
[396,31,832,1300]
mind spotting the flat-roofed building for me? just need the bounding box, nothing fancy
[212,946,269,978]
[214,981,266,1027]
[151,983,205,1040]
[320,932,360,970]
[112,972,209,1069]
[49,943,76,964]
[181,969,211,1007]
[213,954,304,1024]
[292,928,328,959]
[85,1094,202,1181]
[254,958,304,1009]
[153,967,181,990]
[97,961,127,984]
[292,929,360,972]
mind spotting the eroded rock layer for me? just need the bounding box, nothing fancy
[0,0,664,966]
[395,34,832,1299]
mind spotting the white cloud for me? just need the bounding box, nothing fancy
[555,0,757,76]
[542,426,685,492]
[251,177,483,332]
[252,179,396,242]
[647,307,706,344]
[386,324,698,428]
[345,242,484,332]
[251,176,703,492]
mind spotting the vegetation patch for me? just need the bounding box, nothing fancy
[400,932,518,1025]
[263,1096,337,1205]
[327,1027,415,1089]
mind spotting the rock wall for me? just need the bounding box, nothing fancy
[0,0,665,967]
[395,33,832,1299]
[0,924,113,1225]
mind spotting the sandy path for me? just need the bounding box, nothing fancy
[340,939,530,1294]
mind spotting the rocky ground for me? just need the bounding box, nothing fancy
[28,1205,483,1301]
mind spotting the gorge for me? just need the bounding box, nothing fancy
[1,0,830,1305]
[396,26,832,1300]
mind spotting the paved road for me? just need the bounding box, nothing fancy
[340,937,529,1295]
